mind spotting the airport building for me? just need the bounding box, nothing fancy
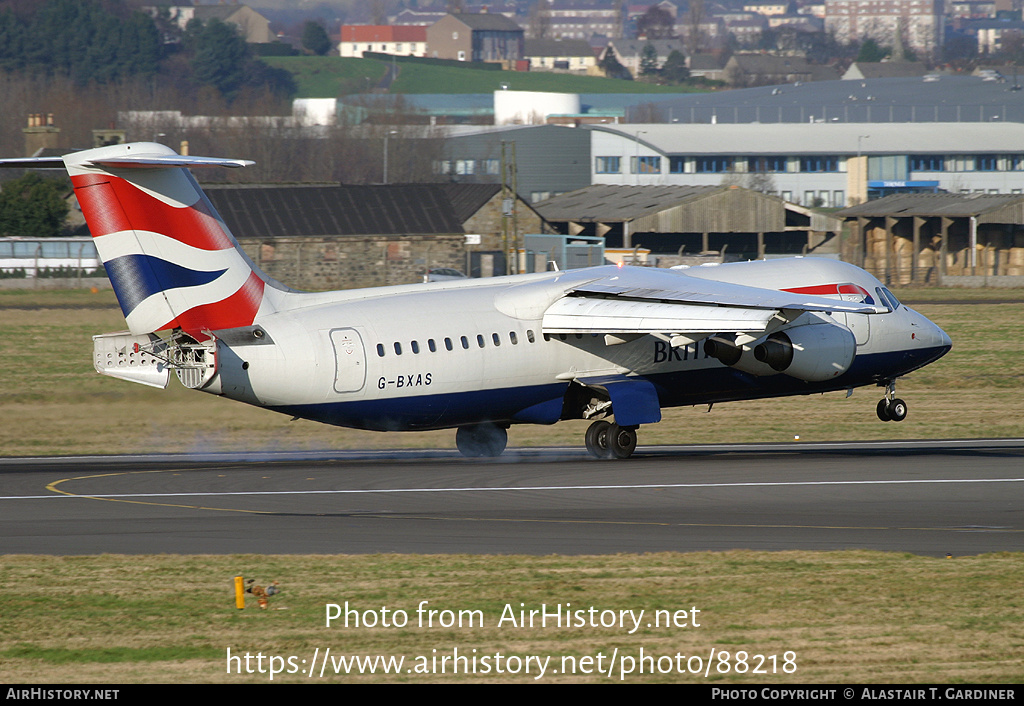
[588,122,1024,207]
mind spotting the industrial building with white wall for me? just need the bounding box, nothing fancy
[588,123,1024,207]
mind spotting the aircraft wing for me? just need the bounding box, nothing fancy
[541,266,886,337]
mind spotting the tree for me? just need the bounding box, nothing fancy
[636,5,674,40]
[187,18,295,102]
[190,18,247,99]
[683,0,707,55]
[0,173,69,238]
[661,49,689,84]
[856,38,888,63]
[639,42,660,77]
[0,0,162,84]
[599,46,632,80]
[528,0,551,39]
[302,21,332,56]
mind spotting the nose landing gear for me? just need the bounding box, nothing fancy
[585,420,638,459]
[876,381,907,422]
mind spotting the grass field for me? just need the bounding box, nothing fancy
[2,551,1022,683]
[264,56,707,98]
[1,286,1021,457]
[2,287,1022,683]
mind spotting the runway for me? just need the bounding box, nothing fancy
[2,440,1022,557]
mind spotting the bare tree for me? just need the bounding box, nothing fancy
[684,0,707,56]
[528,0,552,39]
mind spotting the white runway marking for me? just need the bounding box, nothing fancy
[5,476,1024,501]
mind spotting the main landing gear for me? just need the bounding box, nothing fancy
[585,420,638,459]
[455,423,508,457]
[876,380,908,422]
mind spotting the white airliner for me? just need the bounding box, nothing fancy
[2,143,952,459]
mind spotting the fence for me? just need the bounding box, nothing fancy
[0,238,103,279]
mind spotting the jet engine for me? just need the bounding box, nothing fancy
[703,335,778,377]
[704,321,857,382]
[753,322,856,382]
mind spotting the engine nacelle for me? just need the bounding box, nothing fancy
[703,335,780,377]
[753,322,856,382]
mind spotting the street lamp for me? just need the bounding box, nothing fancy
[635,130,647,186]
[383,129,398,184]
[856,134,870,204]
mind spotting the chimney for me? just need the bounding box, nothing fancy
[23,113,60,157]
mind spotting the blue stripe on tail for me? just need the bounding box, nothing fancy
[104,254,227,316]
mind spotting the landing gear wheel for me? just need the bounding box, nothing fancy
[455,424,508,458]
[585,420,611,459]
[607,424,638,459]
[876,398,892,422]
[888,398,908,422]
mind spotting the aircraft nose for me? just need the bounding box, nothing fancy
[937,325,952,355]
[923,317,952,359]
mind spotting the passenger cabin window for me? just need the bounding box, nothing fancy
[411,341,420,354]
[492,333,501,346]
[461,336,469,349]
[477,334,485,348]
[527,330,535,343]
[509,331,518,345]
[445,337,453,351]
[376,343,385,357]
[428,339,436,353]
[394,342,402,355]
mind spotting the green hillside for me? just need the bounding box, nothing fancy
[264,56,708,98]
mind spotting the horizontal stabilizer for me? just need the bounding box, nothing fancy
[0,157,66,169]
[0,144,253,170]
[85,153,254,169]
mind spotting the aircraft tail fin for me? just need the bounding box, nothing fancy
[62,142,277,337]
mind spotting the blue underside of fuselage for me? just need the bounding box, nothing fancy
[270,345,949,432]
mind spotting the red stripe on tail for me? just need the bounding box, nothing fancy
[72,173,234,251]
[160,271,266,337]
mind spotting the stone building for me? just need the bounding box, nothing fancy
[201,183,545,289]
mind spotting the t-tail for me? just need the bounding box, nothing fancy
[64,142,280,338]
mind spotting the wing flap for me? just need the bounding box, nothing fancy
[568,281,884,314]
[543,296,778,334]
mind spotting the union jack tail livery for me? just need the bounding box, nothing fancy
[65,142,278,337]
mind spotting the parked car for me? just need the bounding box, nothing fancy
[424,268,468,282]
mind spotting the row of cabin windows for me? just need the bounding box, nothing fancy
[376,329,537,357]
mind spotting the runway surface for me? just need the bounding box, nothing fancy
[2,440,1022,557]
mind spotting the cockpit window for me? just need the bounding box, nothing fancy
[875,287,900,311]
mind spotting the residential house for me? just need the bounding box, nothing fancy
[842,61,929,80]
[724,53,839,86]
[146,3,275,43]
[524,38,598,72]
[339,25,427,58]
[602,39,688,77]
[426,13,525,63]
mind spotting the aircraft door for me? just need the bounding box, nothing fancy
[330,328,366,393]
[839,312,870,345]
